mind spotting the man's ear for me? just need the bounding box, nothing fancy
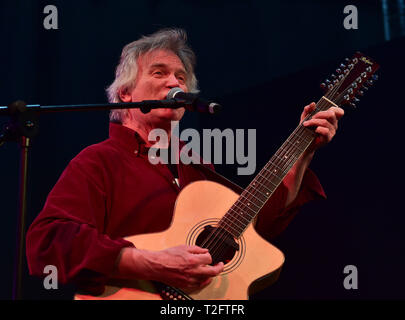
[119,88,132,102]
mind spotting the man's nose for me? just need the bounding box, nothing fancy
[166,73,181,88]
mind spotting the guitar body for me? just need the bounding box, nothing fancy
[76,180,284,300]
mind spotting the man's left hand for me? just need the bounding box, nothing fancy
[300,102,344,152]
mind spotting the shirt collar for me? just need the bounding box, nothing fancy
[108,122,187,158]
[109,122,150,155]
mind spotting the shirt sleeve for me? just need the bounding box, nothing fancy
[254,168,326,240]
[25,151,134,295]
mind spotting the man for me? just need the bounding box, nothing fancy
[26,28,343,296]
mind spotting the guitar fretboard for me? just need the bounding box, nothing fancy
[218,97,335,238]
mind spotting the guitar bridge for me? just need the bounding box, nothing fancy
[155,282,192,300]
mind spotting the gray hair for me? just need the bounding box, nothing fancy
[106,28,199,123]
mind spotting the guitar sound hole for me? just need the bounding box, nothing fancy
[195,225,239,266]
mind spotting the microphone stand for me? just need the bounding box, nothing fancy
[0,98,186,300]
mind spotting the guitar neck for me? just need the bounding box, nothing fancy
[219,97,336,238]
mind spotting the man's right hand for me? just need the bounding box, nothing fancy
[116,245,224,290]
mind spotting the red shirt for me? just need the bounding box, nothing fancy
[26,122,326,294]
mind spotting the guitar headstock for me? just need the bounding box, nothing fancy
[320,52,380,109]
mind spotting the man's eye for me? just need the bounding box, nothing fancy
[154,71,163,75]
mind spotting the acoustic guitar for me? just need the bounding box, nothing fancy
[76,52,379,300]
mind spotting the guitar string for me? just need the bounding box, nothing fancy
[224,61,355,228]
[200,63,357,262]
[213,82,356,262]
[202,123,321,263]
[206,78,353,263]
[209,105,341,264]
[223,75,349,233]
[219,99,327,231]
[213,125,314,235]
[202,95,338,257]
[222,96,333,227]
[213,64,361,266]
[201,98,334,261]
[215,65,355,246]
[205,100,332,261]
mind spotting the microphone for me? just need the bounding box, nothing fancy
[166,87,222,114]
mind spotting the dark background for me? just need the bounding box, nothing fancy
[1,0,404,300]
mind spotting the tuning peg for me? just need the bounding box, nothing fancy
[345,58,351,63]
[336,68,342,74]
[320,82,326,89]
[325,79,331,85]
[362,85,369,91]
[340,63,346,69]
[353,97,360,103]
[372,74,379,81]
[331,74,337,80]
[367,80,374,86]
[357,90,364,96]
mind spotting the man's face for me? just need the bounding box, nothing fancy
[121,49,189,126]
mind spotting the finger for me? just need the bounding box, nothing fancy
[303,118,335,131]
[214,261,224,273]
[186,245,209,254]
[332,106,345,120]
[305,120,336,144]
[301,102,316,120]
[310,110,338,126]
[315,126,334,142]
[202,262,224,276]
[189,262,224,277]
[313,107,344,123]
[189,252,212,265]
[304,102,316,111]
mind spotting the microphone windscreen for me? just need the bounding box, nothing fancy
[166,87,184,99]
